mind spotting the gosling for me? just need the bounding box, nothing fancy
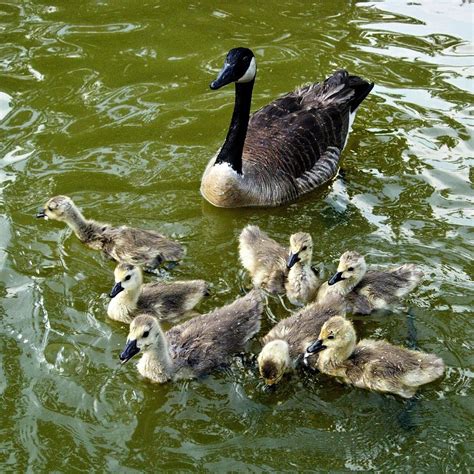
[304,316,445,398]
[37,195,184,270]
[239,225,320,305]
[107,263,209,324]
[317,251,423,314]
[257,296,346,385]
[119,290,264,383]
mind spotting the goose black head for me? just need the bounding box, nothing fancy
[210,47,256,90]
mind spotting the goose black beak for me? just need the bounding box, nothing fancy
[287,252,300,269]
[36,209,47,218]
[109,282,124,298]
[303,339,326,366]
[328,271,344,286]
[120,339,140,364]
[210,62,235,90]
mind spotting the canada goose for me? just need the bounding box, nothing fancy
[36,196,184,270]
[239,225,320,305]
[257,296,345,385]
[119,290,264,383]
[317,251,423,314]
[304,316,445,398]
[107,263,209,323]
[201,47,374,208]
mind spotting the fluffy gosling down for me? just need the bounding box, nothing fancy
[239,224,320,305]
[317,251,423,314]
[257,296,346,385]
[304,316,445,398]
[37,195,184,270]
[108,263,209,324]
[119,290,264,383]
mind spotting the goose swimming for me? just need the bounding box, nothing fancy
[257,296,345,385]
[304,316,445,398]
[119,290,263,383]
[107,263,209,323]
[239,224,320,305]
[317,251,423,314]
[201,47,374,207]
[37,195,183,270]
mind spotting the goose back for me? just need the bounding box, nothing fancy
[166,290,263,375]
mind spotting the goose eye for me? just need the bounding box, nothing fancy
[301,246,307,251]
[143,331,149,338]
[327,335,335,340]
[347,267,354,272]
[124,275,131,281]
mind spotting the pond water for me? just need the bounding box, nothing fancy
[0,0,473,471]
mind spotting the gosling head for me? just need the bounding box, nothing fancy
[110,263,143,298]
[120,314,160,364]
[328,251,367,287]
[304,316,356,365]
[36,195,77,222]
[287,232,313,269]
[210,47,256,90]
[257,340,291,386]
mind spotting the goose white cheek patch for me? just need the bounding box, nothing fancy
[236,57,256,83]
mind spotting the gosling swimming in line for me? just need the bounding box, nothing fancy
[239,225,320,305]
[317,251,423,314]
[304,316,445,398]
[37,195,184,270]
[201,47,373,208]
[108,263,209,324]
[119,290,263,383]
[257,296,346,385]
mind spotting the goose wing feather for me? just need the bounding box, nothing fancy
[244,71,373,185]
[138,280,208,320]
[166,290,263,375]
[262,299,344,359]
[103,226,184,267]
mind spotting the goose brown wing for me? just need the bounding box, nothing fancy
[166,291,263,375]
[244,70,373,181]
[105,226,184,267]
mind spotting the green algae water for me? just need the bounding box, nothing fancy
[0,0,473,471]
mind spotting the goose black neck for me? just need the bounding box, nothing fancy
[215,80,254,175]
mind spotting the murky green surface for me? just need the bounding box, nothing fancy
[1,0,473,471]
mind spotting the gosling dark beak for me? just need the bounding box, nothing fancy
[120,339,140,364]
[287,252,300,269]
[328,271,344,286]
[109,282,124,298]
[303,339,326,366]
[210,62,235,90]
[306,339,326,354]
[36,209,46,218]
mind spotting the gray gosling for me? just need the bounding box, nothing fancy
[239,225,320,305]
[37,195,184,270]
[201,47,373,208]
[317,251,423,314]
[257,296,346,386]
[119,290,264,383]
[107,263,209,324]
[304,316,445,398]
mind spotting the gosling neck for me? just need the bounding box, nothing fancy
[64,207,93,242]
[215,81,254,175]
[140,327,174,381]
[318,341,356,374]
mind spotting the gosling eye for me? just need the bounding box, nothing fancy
[347,267,354,272]
[124,275,131,281]
[301,246,307,251]
[327,335,335,340]
[143,331,149,338]
[48,206,53,211]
